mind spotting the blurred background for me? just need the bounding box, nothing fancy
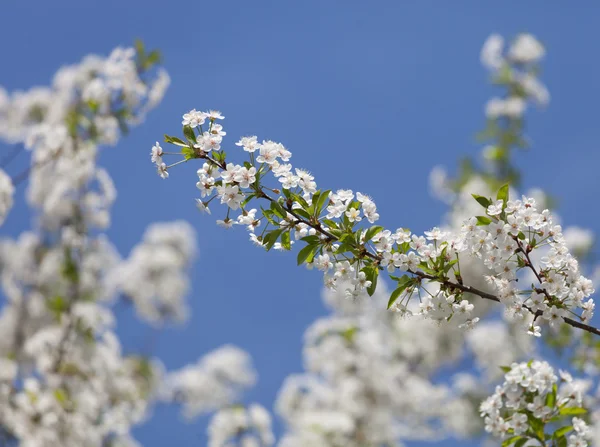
[1,1,599,445]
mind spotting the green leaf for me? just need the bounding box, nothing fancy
[301,235,321,244]
[241,193,256,207]
[183,126,197,146]
[292,193,310,210]
[54,388,69,407]
[334,242,355,255]
[297,244,319,265]
[364,226,384,242]
[443,259,458,273]
[134,39,145,57]
[502,435,522,447]
[263,229,283,251]
[341,327,358,342]
[558,407,587,416]
[476,216,492,226]
[545,383,557,408]
[556,437,567,447]
[62,251,79,283]
[322,219,338,229]
[270,200,287,219]
[292,208,312,220]
[500,365,512,373]
[387,275,413,309]
[362,265,378,297]
[308,191,321,215]
[497,183,509,205]
[472,194,492,209]
[47,295,67,311]
[145,49,161,68]
[281,231,291,250]
[164,134,187,147]
[261,208,277,225]
[552,426,573,439]
[314,190,331,217]
[514,439,529,447]
[181,146,195,160]
[526,413,545,439]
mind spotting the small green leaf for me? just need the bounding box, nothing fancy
[500,365,512,373]
[54,388,69,407]
[263,229,283,251]
[261,208,278,225]
[281,231,291,250]
[364,226,384,242]
[145,49,161,68]
[322,219,338,229]
[362,265,378,297]
[297,244,319,265]
[558,407,587,416]
[164,134,187,147]
[387,276,413,309]
[526,413,545,439]
[292,193,310,210]
[472,194,492,209]
[270,201,287,219]
[241,193,256,207]
[476,216,492,226]
[292,208,312,220]
[514,439,529,447]
[47,296,68,314]
[497,183,509,204]
[502,435,522,447]
[552,426,573,439]
[181,146,195,160]
[134,39,145,57]
[314,190,331,217]
[301,235,321,244]
[545,383,557,408]
[183,126,196,146]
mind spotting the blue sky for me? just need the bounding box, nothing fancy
[1,1,600,445]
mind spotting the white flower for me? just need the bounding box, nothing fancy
[481,34,505,70]
[345,207,361,223]
[236,136,261,153]
[157,162,169,179]
[195,199,211,215]
[151,141,163,163]
[182,109,206,128]
[509,34,545,63]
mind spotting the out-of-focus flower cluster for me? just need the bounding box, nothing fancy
[208,404,274,447]
[0,43,260,447]
[161,345,257,420]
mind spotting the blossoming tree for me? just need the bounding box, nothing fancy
[148,33,600,447]
[1,32,600,447]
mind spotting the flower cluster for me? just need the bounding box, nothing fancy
[0,43,261,447]
[480,361,592,446]
[462,193,595,336]
[0,168,13,226]
[275,283,485,447]
[207,404,274,447]
[152,104,597,338]
[110,221,196,324]
[481,33,548,117]
[160,345,257,420]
